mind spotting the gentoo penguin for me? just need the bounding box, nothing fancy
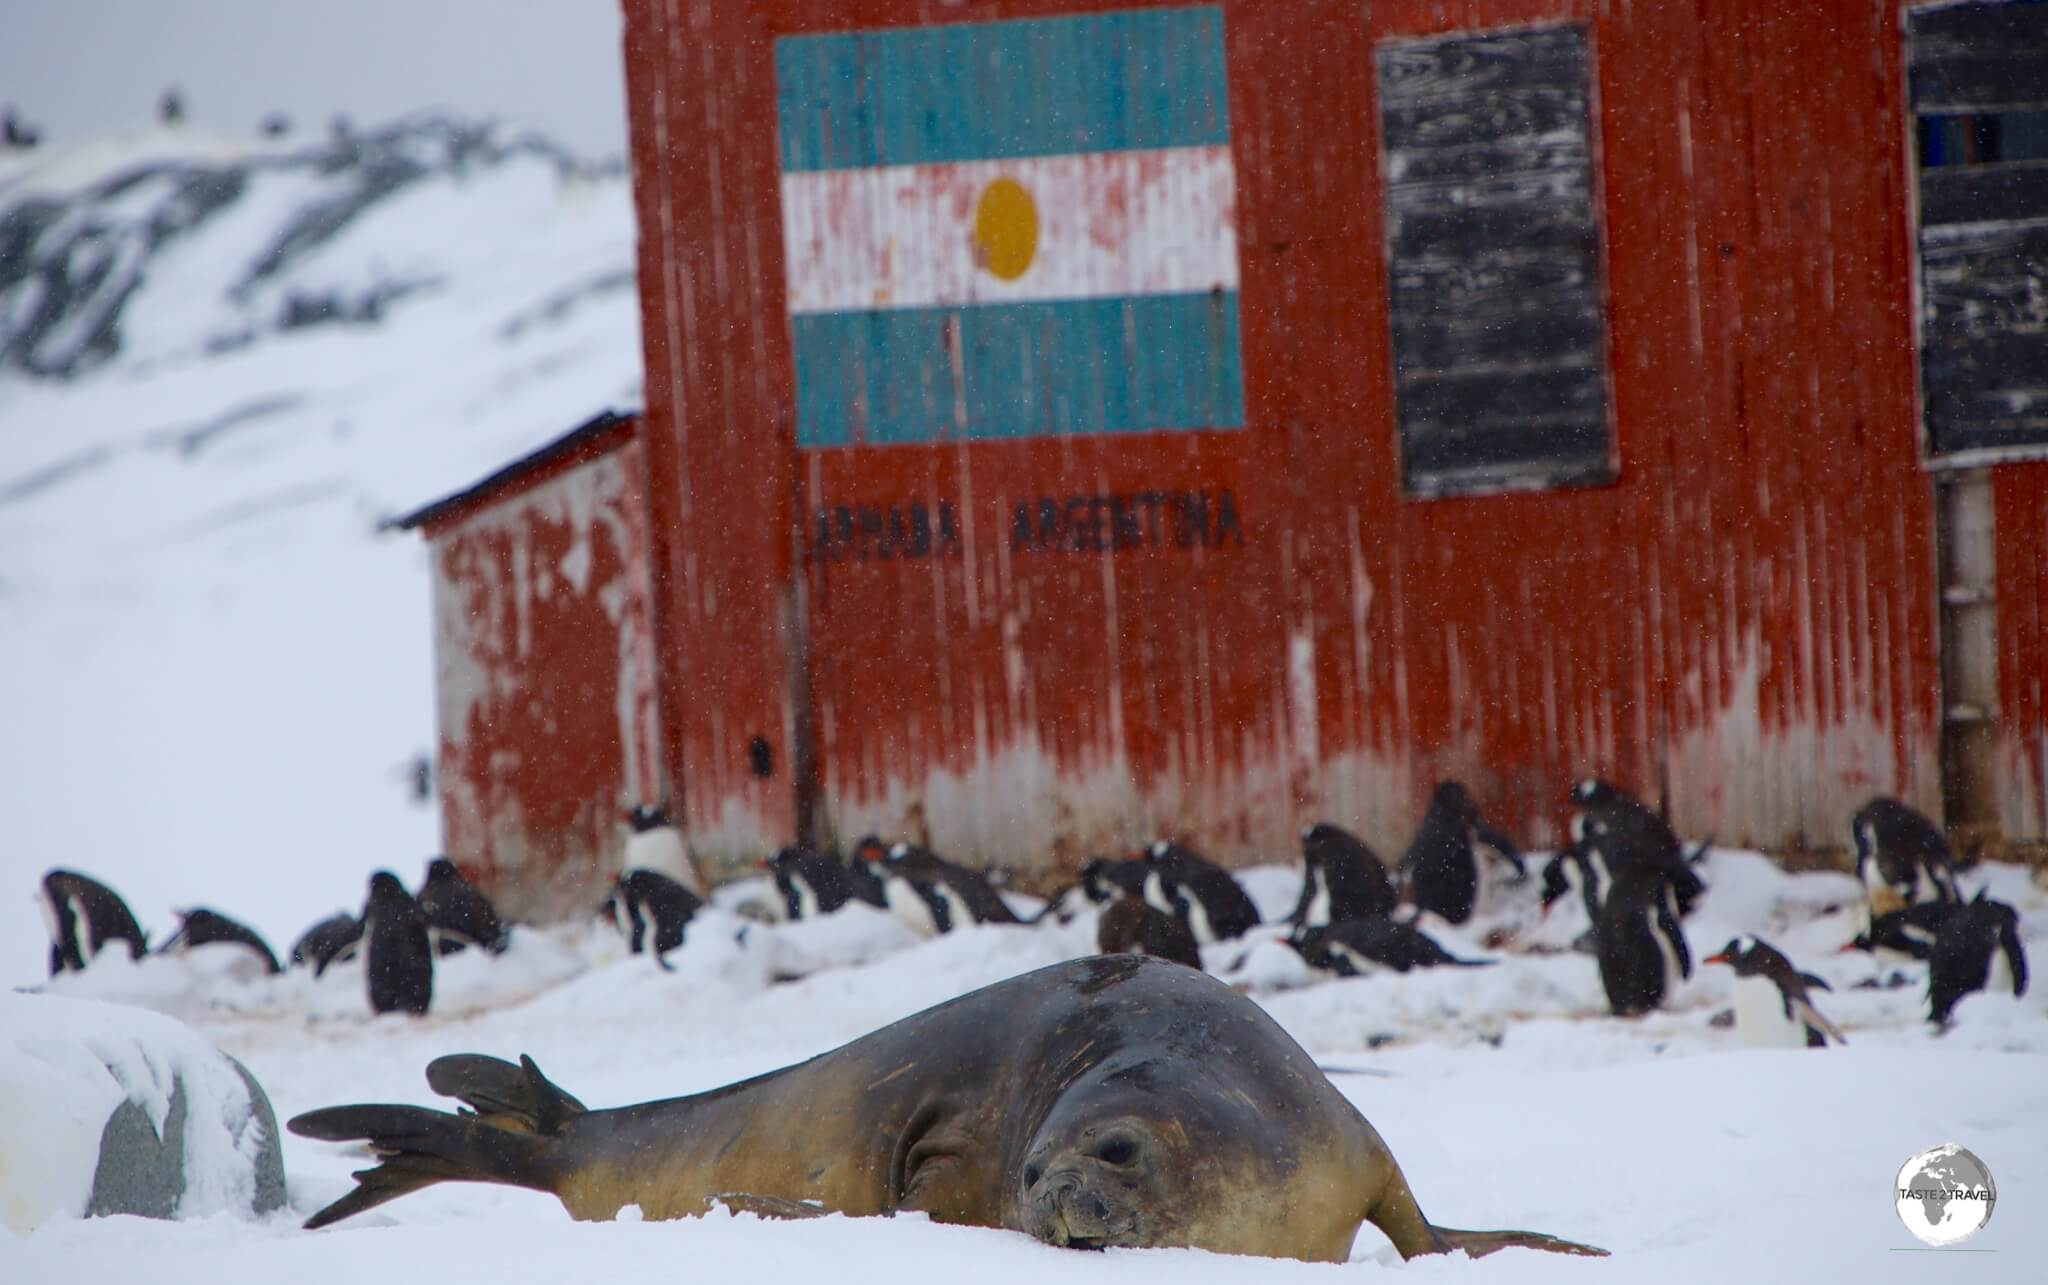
[606,868,702,964]
[1850,797,1958,918]
[1143,841,1262,945]
[1288,824,1399,928]
[38,869,148,976]
[1927,891,2029,1026]
[1398,782,1526,925]
[362,871,433,1016]
[1593,867,1692,1017]
[289,912,363,977]
[1082,855,1149,902]
[866,843,1020,938]
[1703,936,1845,1048]
[1568,778,1706,915]
[1096,897,1203,969]
[416,858,510,955]
[155,907,283,975]
[843,836,892,908]
[1031,856,1151,925]
[1539,844,1600,924]
[1841,901,1953,965]
[764,846,857,920]
[622,803,705,898]
[1284,918,1492,976]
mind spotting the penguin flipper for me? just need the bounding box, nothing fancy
[1799,971,1832,992]
[2000,920,2030,998]
[1790,997,1847,1046]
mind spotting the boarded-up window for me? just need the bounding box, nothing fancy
[1376,25,1612,497]
[1908,1,2048,460]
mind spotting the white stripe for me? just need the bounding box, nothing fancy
[780,146,1238,314]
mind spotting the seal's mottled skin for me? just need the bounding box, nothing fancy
[292,956,1602,1262]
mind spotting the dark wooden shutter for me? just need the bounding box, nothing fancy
[1908,0,2048,460]
[1375,24,1613,497]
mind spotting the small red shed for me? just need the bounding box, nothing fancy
[393,411,666,917]
[603,0,2047,880]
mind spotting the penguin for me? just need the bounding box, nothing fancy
[1593,866,1692,1017]
[763,846,858,920]
[843,836,892,908]
[154,908,283,975]
[38,869,148,977]
[1081,855,1149,902]
[362,871,433,1016]
[1703,936,1846,1048]
[607,868,702,965]
[1284,917,1493,976]
[1398,782,1526,925]
[1568,778,1706,915]
[1927,890,2029,1027]
[1288,823,1400,928]
[415,858,510,955]
[1144,840,1263,945]
[1841,901,1954,966]
[622,803,705,897]
[866,843,1020,938]
[1095,897,1203,969]
[1539,844,1600,923]
[1850,797,1958,918]
[289,911,364,977]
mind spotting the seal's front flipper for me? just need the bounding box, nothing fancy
[710,1193,829,1220]
[1429,1225,1609,1258]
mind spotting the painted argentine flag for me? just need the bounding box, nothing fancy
[775,6,1243,448]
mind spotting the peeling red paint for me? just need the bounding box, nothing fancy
[418,424,662,918]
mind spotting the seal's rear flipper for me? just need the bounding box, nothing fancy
[425,1053,586,1134]
[1429,1226,1609,1258]
[288,1103,559,1229]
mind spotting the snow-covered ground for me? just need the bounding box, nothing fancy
[0,119,641,984]
[7,851,2046,1281]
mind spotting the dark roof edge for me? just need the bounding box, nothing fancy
[384,408,638,533]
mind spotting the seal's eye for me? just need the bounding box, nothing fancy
[1094,1137,1138,1166]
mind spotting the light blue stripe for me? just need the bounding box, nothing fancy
[774,7,1230,172]
[791,293,1244,446]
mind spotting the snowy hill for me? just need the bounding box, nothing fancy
[0,116,642,985]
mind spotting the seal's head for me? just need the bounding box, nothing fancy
[1015,1106,1162,1249]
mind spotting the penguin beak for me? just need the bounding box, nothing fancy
[755,857,771,870]
[1702,951,1731,966]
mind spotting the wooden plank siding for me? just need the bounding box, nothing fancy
[616,0,2022,880]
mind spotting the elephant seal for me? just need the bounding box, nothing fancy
[290,956,1603,1261]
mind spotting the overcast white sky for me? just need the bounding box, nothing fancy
[0,0,629,158]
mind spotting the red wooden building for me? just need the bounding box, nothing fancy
[393,411,665,917]
[414,0,2048,904]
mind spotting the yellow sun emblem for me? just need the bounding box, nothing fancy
[971,176,1038,282]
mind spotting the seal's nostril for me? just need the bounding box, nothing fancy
[1022,1163,1041,1188]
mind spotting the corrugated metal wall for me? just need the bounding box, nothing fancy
[426,433,663,916]
[620,0,2042,875]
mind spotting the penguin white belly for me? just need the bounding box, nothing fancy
[623,828,703,897]
[1183,895,1218,946]
[1730,975,1806,1049]
[934,884,976,932]
[882,877,940,938]
[34,889,63,954]
[1142,872,1175,918]
[1649,906,1684,1003]
[1330,943,1385,977]
[1987,950,2017,998]
[793,877,822,922]
[1305,869,1332,928]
